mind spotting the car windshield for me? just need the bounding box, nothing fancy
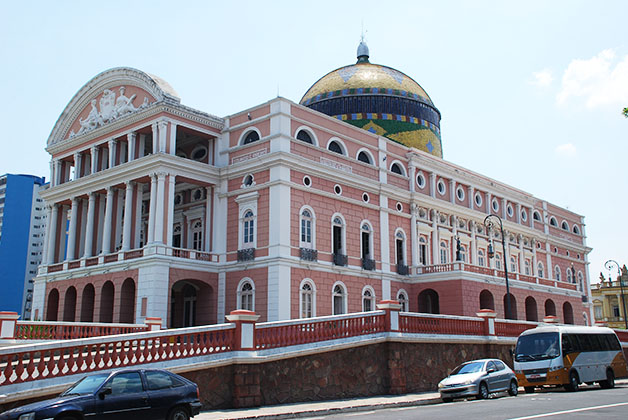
[515,332,560,362]
[450,361,485,375]
[61,373,110,395]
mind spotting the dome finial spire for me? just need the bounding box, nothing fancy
[357,28,369,63]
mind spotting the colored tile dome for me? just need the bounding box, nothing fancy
[300,41,443,158]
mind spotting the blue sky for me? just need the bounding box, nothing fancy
[1,0,627,283]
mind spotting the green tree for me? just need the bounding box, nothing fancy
[623,107,628,118]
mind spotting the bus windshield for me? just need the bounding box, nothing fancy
[515,332,560,362]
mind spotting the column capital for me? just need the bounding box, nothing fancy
[125,180,135,188]
[127,132,137,141]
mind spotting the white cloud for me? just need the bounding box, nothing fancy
[529,68,553,87]
[554,143,577,158]
[556,49,628,109]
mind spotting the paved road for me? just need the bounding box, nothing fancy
[299,385,628,420]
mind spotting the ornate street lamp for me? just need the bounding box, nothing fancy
[604,259,628,329]
[484,214,511,319]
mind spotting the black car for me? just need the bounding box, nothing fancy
[0,368,202,420]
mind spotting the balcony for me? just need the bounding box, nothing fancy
[397,263,409,276]
[362,258,376,271]
[300,248,318,262]
[237,248,255,262]
[333,252,348,267]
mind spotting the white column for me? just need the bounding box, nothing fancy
[84,193,95,258]
[449,180,456,203]
[122,181,134,251]
[115,189,125,250]
[154,172,166,243]
[204,186,212,252]
[470,221,477,265]
[518,234,525,274]
[429,173,436,198]
[102,187,114,254]
[166,174,175,247]
[516,203,522,224]
[158,120,168,153]
[147,174,157,244]
[410,204,418,267]
[409,165,416,192]
[41,204,52,265]
[502,198,507,219]
[90,146,98,174]
[127,132,136,161]
[151,123,159,154]
[73,153,81,179]
[169,122,177,155]
[134,183,143,248]
[138,133,146,158]
[46,204,58,264]
[54,160,62,186]
[66,198,78,261]
[431,210,439,264]
[468,186,475,209]
[108,139,116,169]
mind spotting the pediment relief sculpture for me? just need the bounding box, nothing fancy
[70,86,152,138]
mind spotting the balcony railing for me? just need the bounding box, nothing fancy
[238,248,255,262]
[362,258,376,271]
[397,263,409,276]
[300,248,318,262]
[333,252,348,267]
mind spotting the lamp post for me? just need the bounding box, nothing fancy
[604,259,628,329]
[484,214,511,320]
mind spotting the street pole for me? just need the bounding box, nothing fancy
[604,259,628,330]
[484,214,511,320]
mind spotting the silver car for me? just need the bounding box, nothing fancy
[438,358,519,402]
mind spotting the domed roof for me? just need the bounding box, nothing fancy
[300,42,443,158]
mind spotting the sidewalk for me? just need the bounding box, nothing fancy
[194,391,443,420]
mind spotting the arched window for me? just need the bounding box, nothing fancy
[192,220,203,251]
[300,209,314,248]
[561,221,569,231]
[390,162,404,175]
[495,252,502,270]
[395,231,406,265]
[566,268,574,283]
[510,256,517,273]
[439,241,448,264]
[397,290,408,312]
[242,210,255,248]
[296,130,313,144]
[362,287,375,312]
[533,211,541,221]
[525,296,538,322]
[242,130,260,145]
[578,272,584,291]
[418,289,440,314]
[549,217,558,227]
[300,280,315,318]
[238,280,255,311]
[332,216,345,265]
[478,249,485,267]
[332,284,346,315]
[357,150,373,164]
[524,260,531,275]
[328,140,344,155]
[173,223,182,248]
[459,244,467,262]
[545,299,556,316]
[361,222,374,270]
[573,225,581,235]
[418,236,427,265]
[554,265,561,281]
[479,290,494,310]
[537,262,544,278]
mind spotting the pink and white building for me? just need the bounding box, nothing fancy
[31,47,592,328]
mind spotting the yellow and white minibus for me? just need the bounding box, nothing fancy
[513,325,627,392]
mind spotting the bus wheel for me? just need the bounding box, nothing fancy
[600,369,615,389]
[565,371,579,392]
[524,386,535,394]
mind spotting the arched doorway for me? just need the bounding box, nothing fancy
[563,302,574,324]
[46,288,59,321]
[170,280,214,327]
[525,296,538,321]
[100,281,114,323]
[479,290,495,310]
[119,278,136,323]
[418,289,440,314]
[544,299,556,317]
[503,293,517,320]
[80,284,95,322]
[63,286,77,322]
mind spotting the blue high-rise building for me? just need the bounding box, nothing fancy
[0,174,47,318]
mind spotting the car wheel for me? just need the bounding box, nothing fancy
[508,380,519,396]
[168,406,190,420]
[442,397,453,403]
[600,369,615,389]
[565,371,579,392]
[524,386,535,393]
[478,382,489,399]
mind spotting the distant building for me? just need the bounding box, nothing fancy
[31,42,591,327]
[0,174,47,318]
[591,267,628,329]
